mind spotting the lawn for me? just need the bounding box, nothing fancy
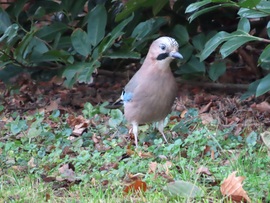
[0,80,270,203]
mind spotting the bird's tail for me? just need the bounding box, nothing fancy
[105,97,123,109]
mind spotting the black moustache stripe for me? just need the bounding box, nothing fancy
[156,53,169,60]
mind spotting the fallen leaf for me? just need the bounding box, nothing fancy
[58,163,76,182]
[138,151,153,158]
[100,162,118,171]
[123,180,147,194]
[73,122,88,136]
[220,171,251,203]
[45,193,50,202]
[251,101,270,113]
[45,99,59,112]
[199,101,212,114]
[180,110,187,118]
[28,157,36,168]
[164,180,204,197]
[196,166,212,176]
[148,162,157,174]
[163,161,172,175]
[200,113,214,125]
[260,131,270,149]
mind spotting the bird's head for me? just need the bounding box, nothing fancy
[147,36,183,67]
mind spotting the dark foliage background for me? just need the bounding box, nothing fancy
[1,0,270,97]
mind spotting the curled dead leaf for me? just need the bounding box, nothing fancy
[199,101,212,114]
[180,110,187,118]
[220,171,251,203]
[123,180,147,194]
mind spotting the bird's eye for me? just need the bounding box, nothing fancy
[160,44,166,51]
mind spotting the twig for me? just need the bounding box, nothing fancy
[175,78,249,91]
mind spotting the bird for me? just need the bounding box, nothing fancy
[120,36,182,147]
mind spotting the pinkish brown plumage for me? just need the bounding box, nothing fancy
[121,36,182,147]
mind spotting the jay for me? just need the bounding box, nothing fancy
[121,36,182,147]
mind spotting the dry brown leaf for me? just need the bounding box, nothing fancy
[180,109,187,118]
[138,151,153,158]
[99,162,118,171]
[163,161,172,175]
[148,162,158,174]
[73,122,89,136]
[196,166,212,176]
[199,101,212,114]
[200,113,214,125]
[58,163,76,182]
[44,99,59,112]
[123,180,147,194]
[28,157,36,168]
[220,171,251,203]
[251,101,270,113]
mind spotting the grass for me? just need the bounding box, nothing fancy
[0,103,269,202]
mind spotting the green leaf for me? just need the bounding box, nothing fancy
[26,37,49,60]
[256,73,270,97]
[104,51,140,59]
[259,44,270,69]
[208,62,226,81]
[10,117,28,135]
[152,0,168,15]
[237,18,250,32]
[0,24,19,45]
[185,0,211,13]
[0,8,11,34]
[172,24,189,45]
[176,56,205,74]
[257,1,270,13]
[131,17,168,40]
[246,131,257,147]
[109,109,123,128]
[15,31,36,62]
[87,4,107,46]
[36,22,68,41]
[239,0,261,8]
[61,0,88,19]
[77,60,100,83]
[30,50,72,63]
[188,4,234,22]
[99,13,134,54]
[71,29,91,57]
[241,79,260,100]
[0,65,24,83]
[192,33,207,52]
[115,0,153,22]
[62,62,94,87]
[220,32,256,58]
[164,180,204,197]
[267,21,270,38]
[238,8,269,18]
[200,31,231,61]
[33,7,46,19]
[178,43,194,62]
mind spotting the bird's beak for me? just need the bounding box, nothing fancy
[170,52,183,59]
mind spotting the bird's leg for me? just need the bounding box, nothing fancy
[158,120,168,143]
[131,122,139,147]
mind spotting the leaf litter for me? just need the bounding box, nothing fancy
[0,70,269,201]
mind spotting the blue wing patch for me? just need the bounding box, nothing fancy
[121,91,133,102]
